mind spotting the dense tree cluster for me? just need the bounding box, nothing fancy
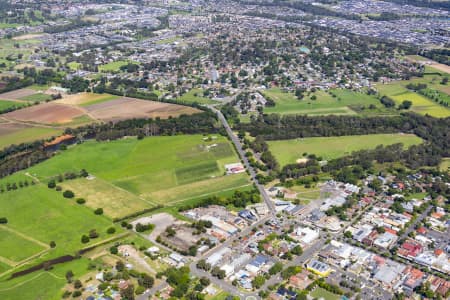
[177,189,260,211]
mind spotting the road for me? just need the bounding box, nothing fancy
[211,107,276,214]
[399,204,433,241]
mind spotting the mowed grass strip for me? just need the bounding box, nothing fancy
[0,227,46,263]
[268,133,423,166]
[0,186,119,259]
[19,93,52,102]
[175,161,219,185]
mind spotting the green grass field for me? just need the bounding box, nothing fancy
[0,100,25,111]
[0,257,92,300]
[98,60,134,72]
[178,88,217,105]
[268,133,423,166]
[0,185,120,260]
[391,91,450,118]
[263,88,381,116]
[310,287,340,300]
[0,126,61,150]
[7,135,250,217]
[0,227,46,263]
[19,93,52,102]
[375,74,450,118]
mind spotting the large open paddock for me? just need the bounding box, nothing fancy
[4,102,86,124]
[84,97,200,122]
[0,122,60,150]
[263,88,382,116]
[10,135,251,217]
[177,88,218,105]
[268,133,423,166]
[0,257,92,300]
[0,185,119,261]
[375,73,450,118]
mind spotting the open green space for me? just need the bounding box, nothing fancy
[178,88,217,105]
[8,135,250,214]
[98,60,134,72]
[310,287,340,300]
[19,93,52,102]
[67,61,81,71]
[268,133,423,166]
[0,227,46,263]
[0,257,92,300]
[391,91,450,118]
[375,74,450,118]
[440,158,450,173]
[0,126,61,150]
[0,185,119,260]
[263,88,382,116]
[0,100,25,111]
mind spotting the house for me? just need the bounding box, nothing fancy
[306,259,331,277]
[398,240,423,258]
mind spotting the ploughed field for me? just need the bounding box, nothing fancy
[0,92,201,150]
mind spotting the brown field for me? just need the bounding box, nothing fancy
[4,102,85,124]
[85,97,200,122]
[0,88,36,100]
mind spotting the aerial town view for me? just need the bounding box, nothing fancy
[0,0,449,299]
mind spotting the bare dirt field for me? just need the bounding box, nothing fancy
[4,102,85,124]
[0,88,36,100]
[85,97,200,122]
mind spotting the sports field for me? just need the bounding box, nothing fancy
[268,133,423,166]
[98,60,134,72]
[0,185,119,263]
[9,135,251,217]
[310,287,340,300]
[178,88,217,105]
[263,88,381,115]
